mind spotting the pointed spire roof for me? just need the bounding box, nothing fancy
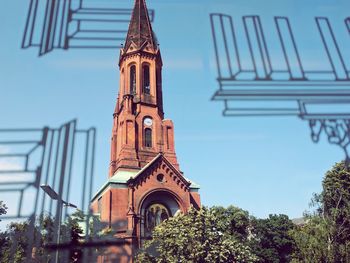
[124,0,158,51]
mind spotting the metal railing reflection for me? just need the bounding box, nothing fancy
[0,120,125,262]
[210,14,350,164]
[22,0,155,56]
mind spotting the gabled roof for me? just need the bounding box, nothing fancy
[91,154,200,202]
[127,154,191,188]
[124,0,157,51]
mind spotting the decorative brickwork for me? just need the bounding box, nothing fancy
[91,1,200,262]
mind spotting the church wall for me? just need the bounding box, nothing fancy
[91,186,129,232]
[190,192,201,209]
[109,188,129,232]
[90,190,111,227]
[101,191,111,223]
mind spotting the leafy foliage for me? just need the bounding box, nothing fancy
[136,207,258,263]
[290,215,335,262]
[64,210,85,262]
[0,210,86,263]
[211,205,250,241]
[249,214,295,263]
[290,161,350,262]
[0,220,30,263]
[0,214,60,262]
[322,161,350,245]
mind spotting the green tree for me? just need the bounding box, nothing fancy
[0,220,30,263]
[0,214,57,262]
[249,214,295,263]
[322,161,350,247]
[135,207,257,263]
[64,210,85,262]
[211,205,250,241]
[290,215,335,262]
[0,209,86,263]
[0,200,8,258]
[290,161,350,262]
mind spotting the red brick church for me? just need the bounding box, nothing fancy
[91,0,200,261]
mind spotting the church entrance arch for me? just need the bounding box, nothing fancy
[139,190,182,242]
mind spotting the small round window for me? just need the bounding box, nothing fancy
[157,174,164,182]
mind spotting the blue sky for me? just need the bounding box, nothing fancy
[0,0,349,220]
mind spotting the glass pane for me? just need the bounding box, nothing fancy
[145,128,152,147]
[130,65,136,94]
[143,65,150,94]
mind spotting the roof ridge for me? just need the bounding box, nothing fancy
[128,154,190,186]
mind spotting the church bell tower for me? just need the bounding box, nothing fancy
[109,0,179,175]
[91,1,200,261]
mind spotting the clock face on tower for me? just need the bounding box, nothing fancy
[143,117,153,127]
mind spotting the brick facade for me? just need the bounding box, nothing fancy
[91,1,200,261]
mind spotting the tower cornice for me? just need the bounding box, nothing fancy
[119,49,161,67]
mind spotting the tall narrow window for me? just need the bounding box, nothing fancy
[130,65,136,94]
[144,128,152,148]
[166,127,171,149]
[121,69,125,94]
[143,65,150,95]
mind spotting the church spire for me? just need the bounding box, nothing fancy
[124,0,157,51]
[109,0,178,176]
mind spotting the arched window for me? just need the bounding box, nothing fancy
[144,128,152,148]
[140,191,179,243]
[130,65,136,94]
[143,65,150,95]
[121,69,125,93]
[145,203,170,234]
